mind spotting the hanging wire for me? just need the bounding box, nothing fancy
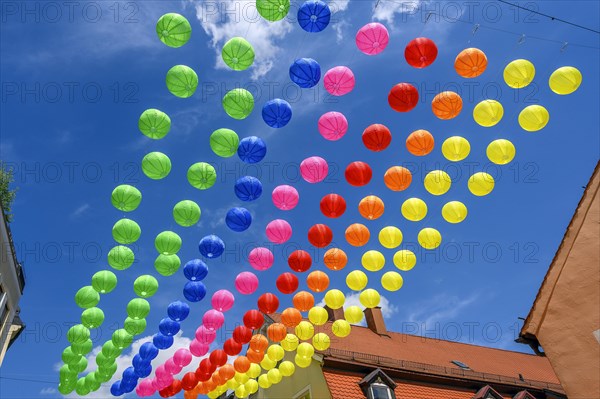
[496,0,600,34]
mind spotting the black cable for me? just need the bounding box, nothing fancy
[497,0,600,34]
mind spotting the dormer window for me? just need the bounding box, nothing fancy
[358,368,397,399]
[369,382,395,399]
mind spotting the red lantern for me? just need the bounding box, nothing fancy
[276,272,299,294]
[223,338,242,356]
[405,37,438,68]
[243,309,264,330]
[257,293,279,314]
[308,224,333,248]
[209,349,227,367]
[362,124,392,152]
[198,358,216,375]
[181,372,198,391]
[345,161,372,186]
[388,83,419,112]
[159,387,172,398]
[320,193,346,218]
[288,250,312,272]
[233,325,253,344]
[195,367,211,382]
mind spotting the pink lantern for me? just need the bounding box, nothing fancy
[355,22,389,55]
[265,219,292,244]
[202,309,225,331]
[318,111,348,141]
[235,271,259,295]
[156,376,172,390]
[195,325,216,344]
[324,66,355,96]
[272,185,299,210]
[300,156,328,183]
[165,358,182,375]
[151,378,161,391]
[248,247,274,271]
[136,379,155,397]
[190,339,210,357]
[173,348,192,367]
[154,365,168,379]
[211,289,235,312]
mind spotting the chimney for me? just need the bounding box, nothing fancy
[364,307,388,336]
[325,305,344,322]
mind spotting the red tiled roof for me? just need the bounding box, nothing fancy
[323,371,511,399]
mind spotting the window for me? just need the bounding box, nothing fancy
[293,386,312,399]
[370,383,394,399]
[451,360,471,370]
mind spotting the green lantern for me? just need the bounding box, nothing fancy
[71,338,93,355]
[173,200,201,227]
[91,270,118,294]
[101,341,122,359]
[134,275,159,298]
[156,13,192,48]
[107,245,135,270]
[95,369,113,383]
[155,231,181,255]
[97,362,117,379]
[166,65,198,98]
[257,0,290,21]
[187,162,217,190]
[142,151,171,180]
[112,218,141,244]
[139,108,171,139]
[222,88,254,120]
[210,128,239,158]
[85,372,101,392]
[155,254,181,276]
[69,356,88,373]
[124,317,147,335]
[111,184,142,212]
[112,329,133,349]
[95,352,113,368]
[58,383,75,395]
[75,378,90,396]
[60,364,77,383]
[222,37,255,71]
[81,307,105,328]
[67,324,90,344]
[75,286,99,309]
[62,347,82,366]
[126,298,150,320]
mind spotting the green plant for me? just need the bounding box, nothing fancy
[0,163,17,222]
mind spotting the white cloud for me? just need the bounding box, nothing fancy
[70,204,90,219]
[40,387,57,395]
[373,0,423,25]
[403,293,478,327]
[193,0,293,79]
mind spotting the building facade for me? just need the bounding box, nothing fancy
[253,308,564,399]
[519,162,600,399]
[0,204,25,367]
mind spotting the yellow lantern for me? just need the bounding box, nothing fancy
[549,66,582,95]
[267,368,282,384]
[393,249,416,271]
[504,59,535,88]
[518,105,549,132]
[401,198,428,221]
[468,172,495,196]
[247,363,261,378]
[418,228,442,249]
[473,100,504,127]
[295,321,315,340]
[359,288,381,308]
[361,250,385,272]
[442,136,470,161]
[324,289,345,309]
[441,201,468,223]
[424,170,451,195]
[281,334,299,352]
[381,271,404,291]
[312,332,331,351]
[279,361,296,377]
[346,270,368,291]
[257,374,271,389]
[267,344,285,361]
[308,306,328,326]
[378,226,403,249]
[344,306,364,324]
[487,139,516,164]
[332,319,351,338]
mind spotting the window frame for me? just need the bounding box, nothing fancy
[293,385,312,399]
[369,382,395,399]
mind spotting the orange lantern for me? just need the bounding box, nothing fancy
[211,371,225,387]
[246,349,264,363]
[406,129,434,156]
[307,270,330,292]
[431,91,462,120]
[454,47,487,78]
[234,356,251,373]
[249,334,269,352]
[345,223,370,247]
[196,383,210,395]
[184,390,198,399]
[267,323,288,342]
[292,290,315,312]
[219,364,235,381]
[281,307,303,328]
[358,195,385,220]
[202,379,216,393]
[384,166,412,191]
[323,248,348,271]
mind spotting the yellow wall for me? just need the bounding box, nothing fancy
[255,353,332,399]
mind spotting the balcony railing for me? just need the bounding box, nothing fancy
[1,207,25,294]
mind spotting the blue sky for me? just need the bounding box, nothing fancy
[1,0,599,397]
